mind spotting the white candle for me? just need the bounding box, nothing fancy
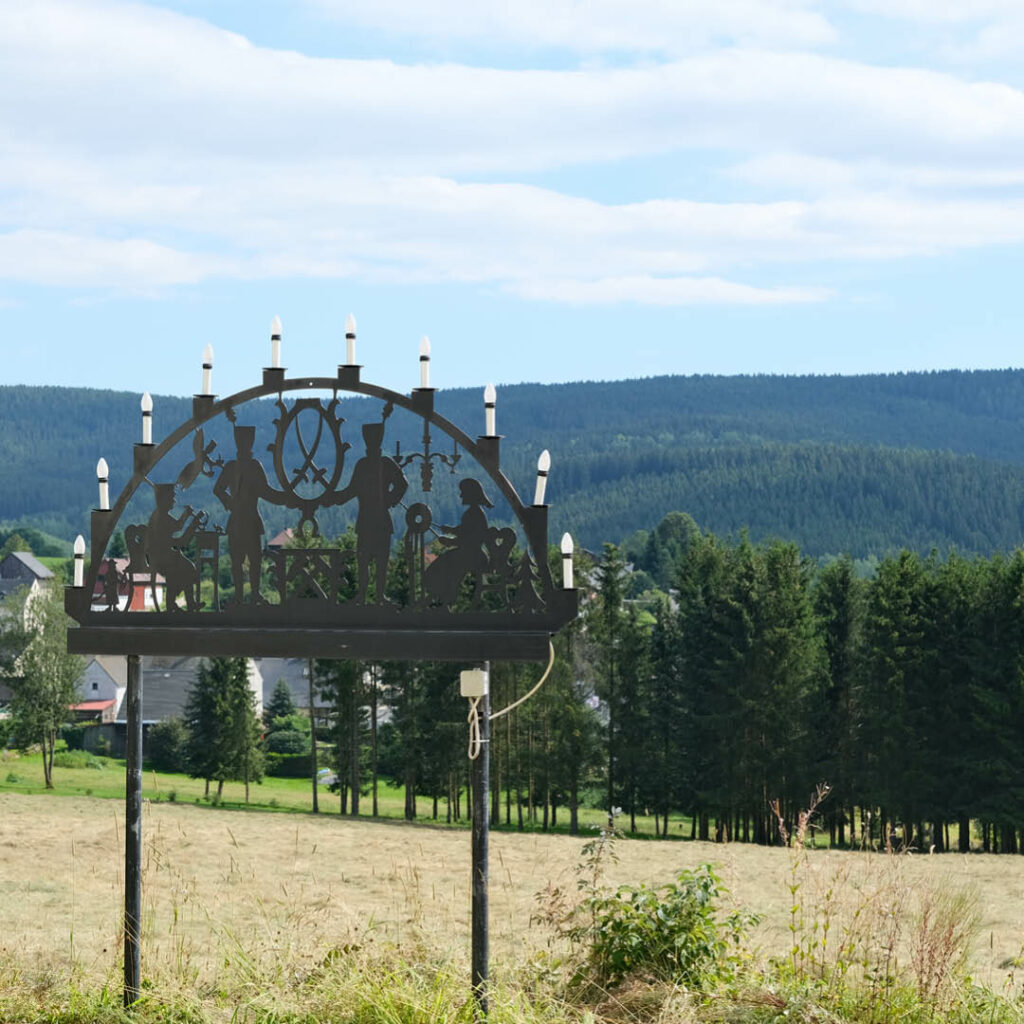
[140,392,153,444]
[74,535,85,588]
[484,383,496,436]
[270,315,282,369]
[96,457,109,510]
[534,449,551,505]
[202,343,213,395]
[345,313,356,365]
[419,336,431,388]
[561,533,574,589]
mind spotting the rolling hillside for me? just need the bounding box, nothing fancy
[4,368,1024,557]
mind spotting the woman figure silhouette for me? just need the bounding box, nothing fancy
[422,478,493,607]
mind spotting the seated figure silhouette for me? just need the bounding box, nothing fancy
[144,483,205,612]
[422,478,493,607]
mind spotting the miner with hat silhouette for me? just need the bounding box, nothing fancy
[214,424,290,605]
[330,420,407,604]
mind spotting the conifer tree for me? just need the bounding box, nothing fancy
[184,657,262,800]
[264,678,297,727]
[589,543,629,824]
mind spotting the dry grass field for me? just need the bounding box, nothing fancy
[3,790,1024,1009]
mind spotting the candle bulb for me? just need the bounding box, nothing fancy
[74,535,85,588]
[561,533,574,590]
[419,336,431,388]
[484,383,496,436]
[270,315,282,369]
[96,457,109,510]
[345,313,356,365]
[140,392,153,445]
[534,449,551,505]
[201,343,213,395]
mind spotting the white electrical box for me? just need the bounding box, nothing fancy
[460,668,489,698]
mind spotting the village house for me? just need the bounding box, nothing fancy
[72,655,263,755]
[0,552,56,716]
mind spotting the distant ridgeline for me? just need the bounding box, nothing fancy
[4,368,1024,558]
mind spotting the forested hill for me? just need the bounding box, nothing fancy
[4,368,1024,557]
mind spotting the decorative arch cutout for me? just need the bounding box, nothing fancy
[65,366,577,661]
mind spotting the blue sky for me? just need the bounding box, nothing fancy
[2,0,1024,399]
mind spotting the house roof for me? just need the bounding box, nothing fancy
[267,528,295,549]
[93,655,128,688]
[124,656,200,722]
[256,657,330,709]
[0,578,32,602]
[73,699,116,711]
[1,551,54,580]
[106,656,260,723]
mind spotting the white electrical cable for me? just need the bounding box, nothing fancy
[466,642,557,760]
[489,641,556,722]
[467,696,483,760]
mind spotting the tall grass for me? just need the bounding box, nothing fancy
[3,792,1024,1022]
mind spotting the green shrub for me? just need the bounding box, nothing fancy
[52,750,105,770]
[269,712,310,736]
[61,723,88,751]
[146,717,189,773]
[264,728,309,755]
[5,771,20,783]
[574,864,758,988]
[536,824,758,993]
[264,751,313,777]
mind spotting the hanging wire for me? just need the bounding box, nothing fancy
[489,640,556,722]
[467,696,483,760]
[466,641,557,760]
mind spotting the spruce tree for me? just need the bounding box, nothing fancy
[264,678,297,728]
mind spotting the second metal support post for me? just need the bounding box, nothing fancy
[471,663,490,1020]
[124,654,143,1007]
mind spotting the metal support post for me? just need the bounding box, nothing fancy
[471,663,490,1021]
[124,654,143,1007]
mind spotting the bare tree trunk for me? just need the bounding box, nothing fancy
[43,729,54,788]
[370,665,378,817]
[350,673,360,817]
[308,658,319,814]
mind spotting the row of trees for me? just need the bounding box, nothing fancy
[264,522,1024,853]
[592,531,1024,852]
[9,514,1024,853]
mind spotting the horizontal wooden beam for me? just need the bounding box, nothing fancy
[67,626,556,662]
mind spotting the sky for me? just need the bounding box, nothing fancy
[2,0,1024,399]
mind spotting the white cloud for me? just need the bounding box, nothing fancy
[842,0,1020,24]
[0,230,233,289]
[0,0,1022,307]
[306,0,837,53]
[729,153,1024,193]
[508,275,832,305]
[2,3,1023,175]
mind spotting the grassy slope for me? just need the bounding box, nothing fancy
[1,790,1023,1022]
[0,749,681,837]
